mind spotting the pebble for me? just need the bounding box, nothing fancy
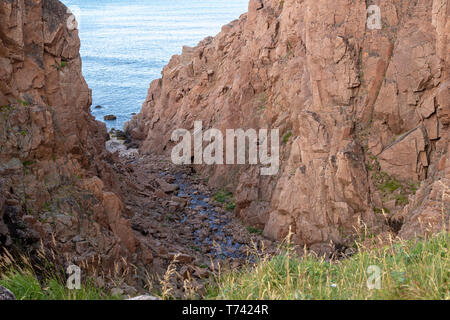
[104,114,117,121]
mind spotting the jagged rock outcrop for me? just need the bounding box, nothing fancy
[126,0,449,250]
[0,0,141,271]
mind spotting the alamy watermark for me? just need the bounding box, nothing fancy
[66,3,382,32]
[367,5,382,30]
[367,265,382,290]
[66,6,81,31]
[171,121,280,176]
[66,264,81,290]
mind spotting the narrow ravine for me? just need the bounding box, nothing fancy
[106,138,276,297]
[174,173,247,260]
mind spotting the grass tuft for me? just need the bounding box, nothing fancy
[247,226,263,235]
[0,247,120,300]
[0,270,117,300]
[282,131,293,144]
[205,232,449,300]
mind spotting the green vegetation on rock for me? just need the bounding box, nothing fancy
[247,226,263,235]
[214,190,235,212]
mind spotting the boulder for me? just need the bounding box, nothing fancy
[0,286,15,300]
[378,127,429,181]
[156,179,179,193]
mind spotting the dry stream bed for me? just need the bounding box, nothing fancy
[107,138,277,297]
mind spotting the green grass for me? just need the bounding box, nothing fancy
[206,232,449,300]
[247,226,263,235]
[43,202,52,212]
[380,180,402,193]
[0,271,118,300]
[22,160,34,167]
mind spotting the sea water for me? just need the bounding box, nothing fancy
[61,0,249,129]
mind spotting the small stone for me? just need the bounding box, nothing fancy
[71,235,83,242]
[75,241,89,254]
[110,129,127,140]
[194,268,210,279]
[5,199,19,206]
[168,253,193,264]
[104,115,117,121]
[384,199,397,211]
[344,248,356,256]
[111,288,124,297]
[95,277,105,288]
[128,295,160,300]
[1,158,23,173]
[153,189,167,199]
[122,284,138,296]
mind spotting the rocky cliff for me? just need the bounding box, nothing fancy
[126,0,449,252]
[0,0,143,271]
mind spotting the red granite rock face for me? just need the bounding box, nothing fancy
[126,0,449,248]
[0,0,138,269]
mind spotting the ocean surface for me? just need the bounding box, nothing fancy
[61,0,249,130]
